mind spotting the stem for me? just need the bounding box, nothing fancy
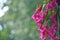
[57,6,60,38]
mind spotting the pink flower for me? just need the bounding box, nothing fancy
[32,7,46,25]
[36,11,46,25]
[44,10,48,16]
[40,32,47,40]
[47,32,58,40]
[32,12,44,25]
[35,7,42,13]
[50,14,56,20]
[38,25,49,31]
[38,25,48,40]
[52,21,58,33]
[46,1,55,10]
[32,7,42,20]
[38,25,44,31]
[49,27,54,34]
[39,27,47,40]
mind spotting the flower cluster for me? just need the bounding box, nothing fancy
[32,0,60,40]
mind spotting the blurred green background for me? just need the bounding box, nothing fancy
[0,0,42,40]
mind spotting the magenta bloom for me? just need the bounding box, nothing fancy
[38,25,48,40]
[50,14,56,20]
[52,21,58,33]
[32,12,44,25]
[44,10,48,16]
[32,7,46,25]
[32,7,42,20]
[40,31,47,40]
[38,25,45,32]
[35,7,42,13]
[46,1,55,10]
[47,31,58,40]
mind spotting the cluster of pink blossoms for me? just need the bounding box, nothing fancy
[32,0,60,40]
